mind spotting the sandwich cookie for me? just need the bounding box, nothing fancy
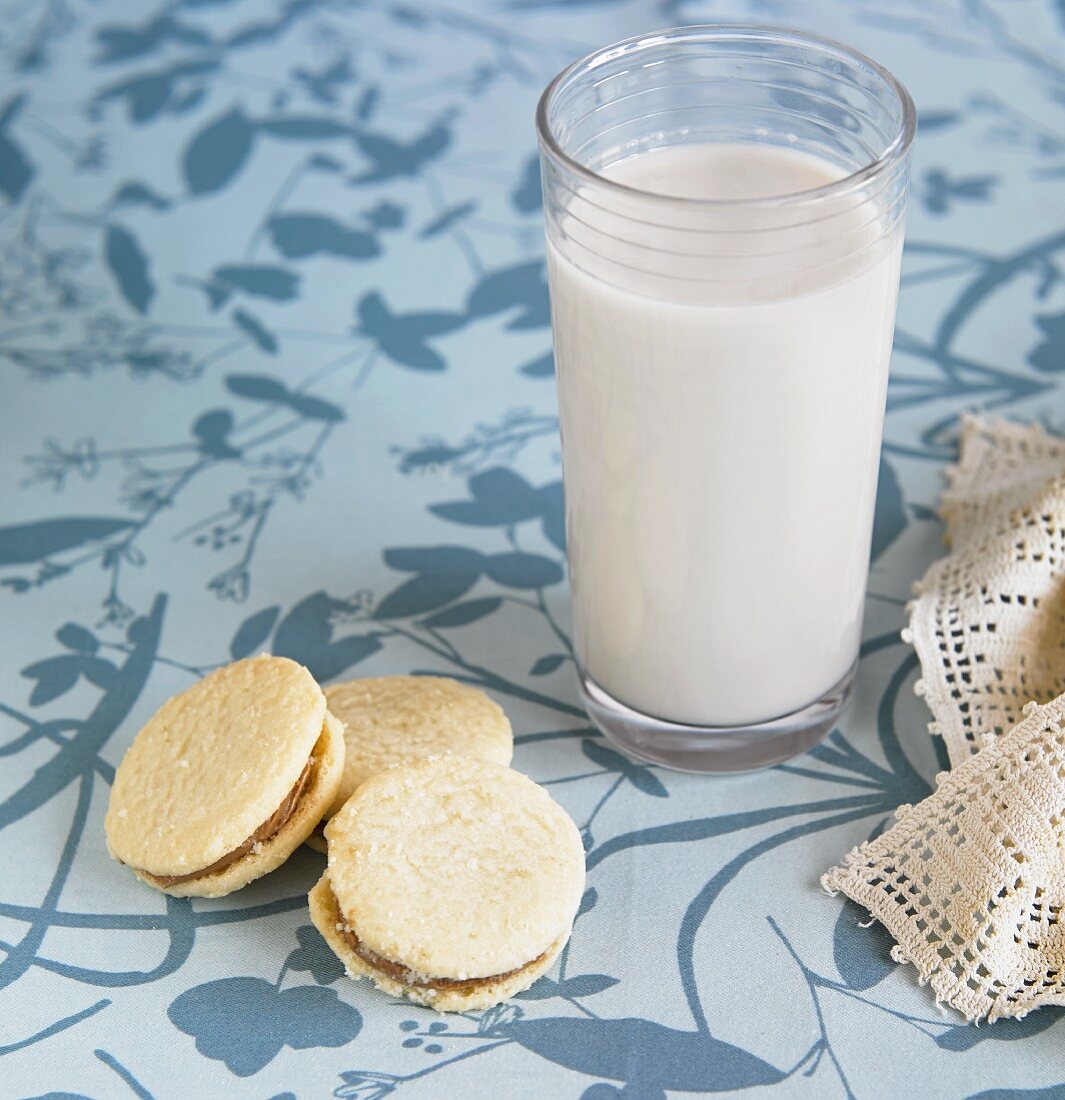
[304,676,512,853]
[105,654,344,897]
[309,755,585,1011]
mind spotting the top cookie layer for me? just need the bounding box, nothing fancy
[323,676,512,816]
[325,756,585,980]
[106,655,327,876]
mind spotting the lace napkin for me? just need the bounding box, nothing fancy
[824,418,1065,1022]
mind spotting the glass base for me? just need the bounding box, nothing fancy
[577,662,856,774]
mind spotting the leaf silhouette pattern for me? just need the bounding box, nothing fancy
[183,107,256,195]
[267,214,379,261]
[350,123,451,184]
[582,739,668,797]
[0,518,136,566]
[0,94,35,202]
[355,292,465,372]
[104,226,154,314]
[168,977,360,1076]
[498,1018,786,1092]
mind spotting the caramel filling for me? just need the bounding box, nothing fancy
[142,756,314,887]
[333,887,549,992]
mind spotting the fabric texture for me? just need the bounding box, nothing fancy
[5,0,1065,1094]
[825,419,1065,1021]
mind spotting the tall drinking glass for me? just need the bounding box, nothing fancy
[536,26,915,772]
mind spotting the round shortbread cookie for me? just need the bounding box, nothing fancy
[315,755,585,1007]
[321,676,513,819]
[137,712,344,897]
[106,655,344,895]
[309,874,567,1011]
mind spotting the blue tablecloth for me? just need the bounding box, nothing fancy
[2,1,1064,1097]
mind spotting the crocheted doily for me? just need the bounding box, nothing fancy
[905,417,1065,765]
[823,696,1065,1022]
[824,418,1065,1022]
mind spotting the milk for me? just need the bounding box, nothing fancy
[548,143,903,727]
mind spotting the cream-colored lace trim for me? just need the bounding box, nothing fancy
[824,696,1065,1023]
[905,417,1065,765]
[824,418,1065,1022]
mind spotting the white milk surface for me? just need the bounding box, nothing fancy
[548,143,903,726]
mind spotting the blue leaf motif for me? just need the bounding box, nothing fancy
[56,623,98,654]
[561,974,620,997]
[94,60,219,124]
[520,351,554,378]
[230,605,281,659]
[110,181,171,211]
[376,546,484,618]
[833,896,896,990]
[213,265,299,303]
[223,373,343,420]
[271,592,382,682]
[0,94,35,202]
[511,154,542,213]
[183,108,256,195]
[355,292,465,372]
[539,482,566,552]
[96,15,211,63]
[514,976,563,1000]
[168,977,360,1077]
[96,13,212,62]
[226,373,290,403]
[466,261,550,329]
[484,551,563,589]
[267,214,380,261]
[420,597,502,628]
[919,110,961,132]
[0,129,34,203]
[430,468,543,527]
[499,1018,786,1091]
[287,393,345,422]
[1028,311,1064,373]
[936,1008,1065,1052]
[128,75,172,121]
[350,123,451,184]
[0,518,136,566]
[531,654,567,676]
[285,924,344,985]
[921,168,998,215]
[80,657,119,690]
[232,308,278,354]
[582,739,668,798]
[21,656,82,706]
[105,226,154,315]
[362,201,404,230]
[192,409,241,459]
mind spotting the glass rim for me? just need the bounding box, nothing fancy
[535,23,917,210]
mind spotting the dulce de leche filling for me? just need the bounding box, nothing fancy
[332,886,550,993]
[142,755,315,887]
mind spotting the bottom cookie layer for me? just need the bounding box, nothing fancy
[308,873,567,1011]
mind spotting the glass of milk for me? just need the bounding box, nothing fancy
[537,26,915,772]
